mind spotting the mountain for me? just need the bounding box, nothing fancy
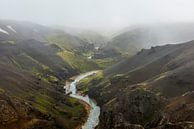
[77,40,194,129]
[54,26,109,47]
[0,20,99,129]
[104,40,194,98]
[0,20,98,52]
[0,20,53,41]
[106,23,194,56]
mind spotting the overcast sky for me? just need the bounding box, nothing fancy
[1,0,194,32]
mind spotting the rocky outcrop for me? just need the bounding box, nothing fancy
[117,89,165,126]
[98,89,165,129]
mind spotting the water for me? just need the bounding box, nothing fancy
[65,71,100,129]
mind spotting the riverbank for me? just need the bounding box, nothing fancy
[74,99,91,129]
[65,80,90,129]
[64,71,100,129]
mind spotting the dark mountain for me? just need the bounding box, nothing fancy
[104,40,194,97]
[0,20,99,129]
[78,40,194,129]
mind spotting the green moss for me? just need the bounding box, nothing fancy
[82,52,93,57]
[67,97,77,104]
[77,71,103,94]
[33,103,48,114]
[0,88,5,93]
[26,90,86,128]
[32,68,59,84]
[79,72,103,85]
[94,58,117,68]
[35,96,52,107]
[48,75,58,83]
[57,50,98,72]
[46,35,72,50]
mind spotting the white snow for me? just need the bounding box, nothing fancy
[7,25,17,33]
[0,28,9,35]
[88,56,92,59]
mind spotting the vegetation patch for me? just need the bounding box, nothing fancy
[77,71,104,94]
[94,58,117,69]
[57,50,98,72]
[46,35,72,50]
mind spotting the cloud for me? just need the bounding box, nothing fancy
[0,0,194,31]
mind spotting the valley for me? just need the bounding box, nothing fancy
[0,20,104,129]
[78,41,194,129]
[1,19,194,129]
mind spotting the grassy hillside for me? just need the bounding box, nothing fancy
[0,63,88,129]
[57,50,98,72]
[0,20,100,129]
[77,41,194,129]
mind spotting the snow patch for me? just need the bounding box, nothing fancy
[7,25,17,33]
[88,56,92,59]
[0,28,9,35]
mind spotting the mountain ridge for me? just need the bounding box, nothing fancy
[78,40,194,129]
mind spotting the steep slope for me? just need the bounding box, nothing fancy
[0,20,99,129]
[0,20,99,73]
[106,23,194,56]
[0,63,88,129]
[0,20,96,52]
[78,41,194,129]
[104,41,194,98]
[103,40,194,99]
[0,39,96,80]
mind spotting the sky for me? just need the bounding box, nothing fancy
[1,0,194,32]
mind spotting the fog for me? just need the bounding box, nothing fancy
[1,0,194,33]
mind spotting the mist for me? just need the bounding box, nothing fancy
[1,0,194,33]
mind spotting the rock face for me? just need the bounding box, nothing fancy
[117,90,164,125]
[98,89,165,129]
[93,85,194,129]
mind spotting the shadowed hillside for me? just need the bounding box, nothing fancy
[78,40,194,129]
[0,20,99,129]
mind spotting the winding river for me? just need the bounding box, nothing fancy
[65,71,100,129]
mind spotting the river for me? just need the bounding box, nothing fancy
[65,71,100,129]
